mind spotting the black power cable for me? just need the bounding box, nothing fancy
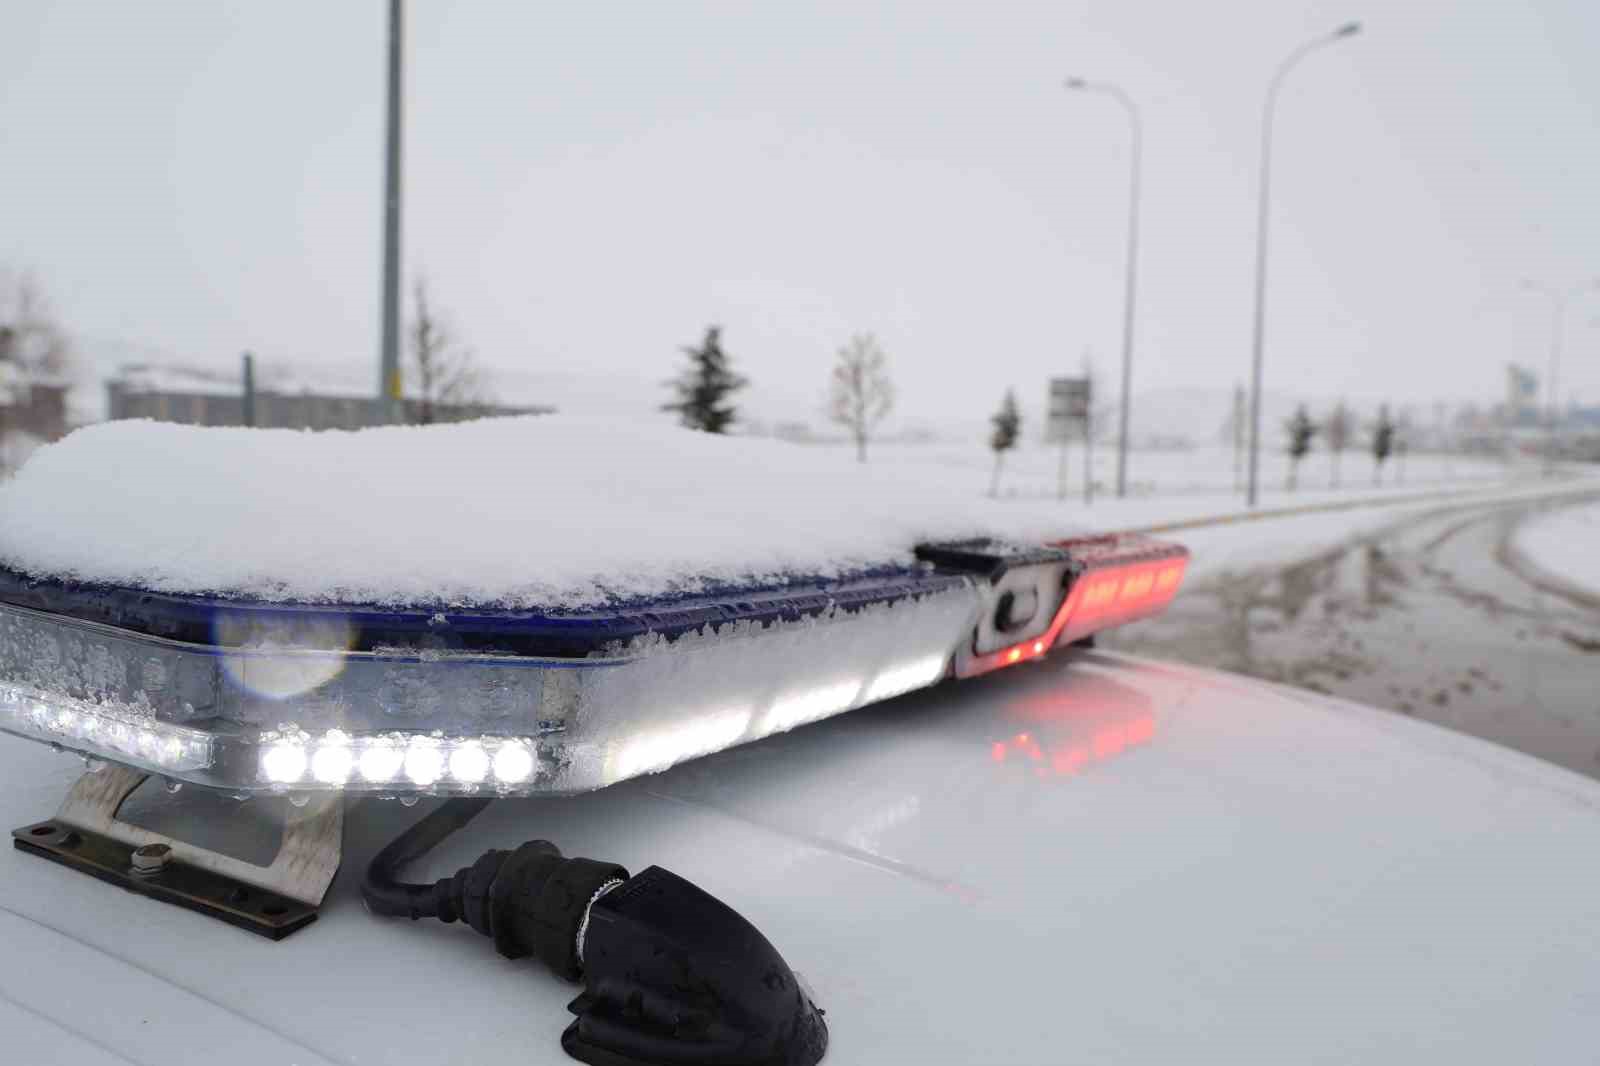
[361,798,829,1066]
[361,796,494,920]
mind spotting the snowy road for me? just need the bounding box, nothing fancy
[1103,488,1600,778]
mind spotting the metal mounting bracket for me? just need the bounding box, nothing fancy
[11,764,342,940]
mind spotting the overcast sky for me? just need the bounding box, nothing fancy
[3,0,1598,427]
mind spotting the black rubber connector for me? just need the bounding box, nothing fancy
[437,841,628,979]
[363,800,828,1066]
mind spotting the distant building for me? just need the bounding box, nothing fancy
[105,364,554,430]
[0,327,71,445]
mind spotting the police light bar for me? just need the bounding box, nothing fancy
[0,533,1186,798]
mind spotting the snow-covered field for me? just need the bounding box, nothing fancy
[854,438,1514,506]
[1513,500,1600,599]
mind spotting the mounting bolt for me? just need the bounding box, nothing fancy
[131,843,172,876]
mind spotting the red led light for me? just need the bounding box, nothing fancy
[1119,570,1155,602]
[972,539,1186,678]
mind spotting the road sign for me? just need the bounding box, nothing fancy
[1047,377,1091,443]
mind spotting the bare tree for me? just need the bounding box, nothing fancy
[408,278,484,425]
[1325,401,1352,488]
[828,333,894,462]
[0,271,72,379]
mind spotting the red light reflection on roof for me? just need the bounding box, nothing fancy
[990,712,1156,778]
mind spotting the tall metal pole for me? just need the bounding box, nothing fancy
[241,351,256,428]
[1520,280,1600,474]
[1064,79,1142,498]
[1245,23,1361,508]
[379,0,404,423]
[1541,289,1562,476]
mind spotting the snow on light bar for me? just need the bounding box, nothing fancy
[0,534,1186,795]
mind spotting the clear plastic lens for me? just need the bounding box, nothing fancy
[0,578,983,795]
[492,741,535,784]
[448,741,489,785]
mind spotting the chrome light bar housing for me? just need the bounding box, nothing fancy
[0,534,1187,797]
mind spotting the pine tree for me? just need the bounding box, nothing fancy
[988,389,1021,498]
[663,326,747,433]
[1284,404,1316,492]
[1372,405,1395,485]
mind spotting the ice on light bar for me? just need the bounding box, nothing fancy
[0,680,214,773]
[0,571,983,795]
[609,710,752,783]
[766,681,863,733]
[862,656,948,704]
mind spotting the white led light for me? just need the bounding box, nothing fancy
[358,740,404,783]
[766,681,863,733]
[404,738,444,787]
[0,680,215,773]
[311,731,354,785]
[448,741,489,785]
[611,709,752,782]
[261,740,308,784]
[160,735,187,766]
[106,722,133,753]
[0,569,989,795]
[863,656,947,704]
[492,741,535,785]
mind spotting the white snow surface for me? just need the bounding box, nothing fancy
[1514,499,1600,597]
[0,418,1071,608]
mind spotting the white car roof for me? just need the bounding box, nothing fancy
[3,651,1599,1065]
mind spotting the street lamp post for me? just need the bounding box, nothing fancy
[1064,78,1142,499]
[1520,279,1600,473]
[1244,21,1361,508]
[378,0,405,424]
